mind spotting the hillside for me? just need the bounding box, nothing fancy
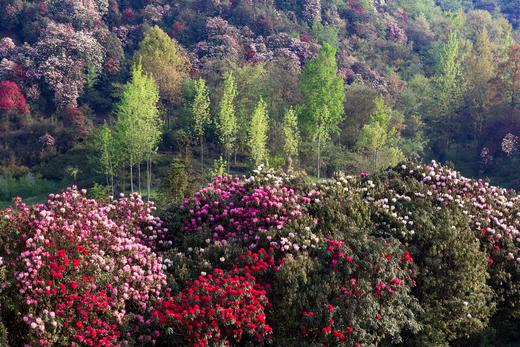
[0,0,520,204]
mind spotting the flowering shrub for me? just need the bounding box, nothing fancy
[161,168,421,346]
[156,267,272,346]
[169,173,314,248]
[0,188,167,346]
[367,162,517,343]
[0,80,29,114]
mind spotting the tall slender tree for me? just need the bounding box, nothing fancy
[282,107,301,170]
[192,78,211,171]
[300,43,345,178]
[248,98,269,167]
[218,72,238,172]
[464,28,495,137]
[113,62,160,194]
[95,121,116,196]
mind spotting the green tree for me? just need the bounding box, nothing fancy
[282,107,300,170]
[356,97,404,173]
[232,63,268,163]
[248,98,269,167]
[134,25,191,126]
[192,78,211,171]
[429,31,464,152]
[300,43,345,178]
[435,32,464,118]
[464,28,495,137]
[95,122,116,196]
[113,62,160,195]
[217,72,238,172]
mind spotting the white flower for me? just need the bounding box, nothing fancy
[219,257,225,262]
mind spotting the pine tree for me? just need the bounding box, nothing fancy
[300,43,345,178]
[248,98,269,167]
[282,107,300,170]
[192,78,211,171]
[218,72,238,172]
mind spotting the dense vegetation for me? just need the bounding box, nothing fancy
[2,1,520,346]
[1,162,520,346]
[0,0,520,201]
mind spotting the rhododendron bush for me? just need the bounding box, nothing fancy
[0,189,167,346]
[161,169,421,346]
[2,163,520,346]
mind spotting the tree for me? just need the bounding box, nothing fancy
[232,63,268,163]
[218,72,238,172]
[95,122,116,196]
[300,43,345,178]
[435,31,464,119]
[134,26,191,124]
[192,78,211,171]
[464,28,495,137]
[248,98,269,167]
[429,31,464,152]
[497,44,520,122]
[113,62,161,195]
[356,97,404,173]
[282,107,300,170]
[34,23,104,108]
[0,81,29,114]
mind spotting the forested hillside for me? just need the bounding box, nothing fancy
[0,0,519,199]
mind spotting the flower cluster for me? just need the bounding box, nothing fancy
[0,188,166,345]
[0,80,29,114]
[155,267,272,346]
[178,175,313,246]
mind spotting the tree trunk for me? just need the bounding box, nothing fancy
[201,135,204,172]
[147,156,152,201]
[130,157,134,193]
[138,163,141,195]
[111,174,114,198]
[317,135,321,179]
[226,150,230,173]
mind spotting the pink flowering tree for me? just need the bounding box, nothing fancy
[33,23,105,108]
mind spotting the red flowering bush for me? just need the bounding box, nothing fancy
[0,188,167,346]
[155,267,272,346]
[0,81,29,114]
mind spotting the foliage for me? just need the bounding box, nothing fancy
[248,98,270,166]
[217,72,238,169]
[134,26,191,106]
[282,107,301,169]
[356,97,404,173]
